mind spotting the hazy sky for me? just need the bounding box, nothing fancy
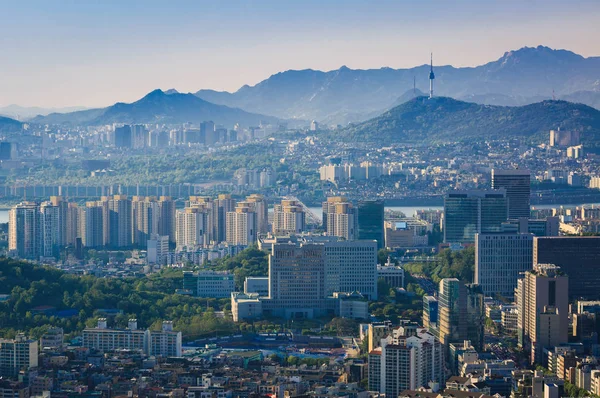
[1,0,599,108]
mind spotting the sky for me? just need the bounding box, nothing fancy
[0,0,599,108]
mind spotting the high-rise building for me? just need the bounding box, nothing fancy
[323,197,358,241]
[131,196,159,246]
[78,202,104,248]
[175,207,209,250]
[50,196,69,246]
[0,334,38,377]
[492,169,531,219]
[147,234,169,264]
[262,239,378,318]
[519,264,569,365]
[215,194,236,243]
[245,194,269,235]
[444,190,508,243]
[65,202,79,246]
[131,125,148,149]
[533,237,600,300]
[104,195,132,248]
[157,196,176,244]
[39,201,60,258]
[437,278,485,351]
[550,129,580,148]
[368,327,444,396]
[226,202,257,246]
[358,200,385,249]
[423,296,439,331]
[324,240,378,300]
[8,202,40,259]
[266,243,328,318]
[475,233,534,299]
[272,199,306,235]
[114,125,132,148]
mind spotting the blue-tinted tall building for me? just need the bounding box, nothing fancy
[358,200,385,249]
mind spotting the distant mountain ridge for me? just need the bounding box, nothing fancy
[337,96,600,144]
[0,115,22,132]
[32,89,278,127]
[195,45,600,124]
[0,104,89,120]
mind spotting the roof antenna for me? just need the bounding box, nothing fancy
[414,76,416,96]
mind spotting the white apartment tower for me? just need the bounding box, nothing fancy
[8,202,40,259]
[176,207,209,250]
[226,202,257,245]
[272,199,306,235]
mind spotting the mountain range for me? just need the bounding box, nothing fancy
[0,104,89,120]
[195,45,600,124]
[338,96,600,144]
[32,90,278,127]
[0,116,22,133]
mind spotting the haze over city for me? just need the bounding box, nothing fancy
[3,2,600,398]
[1,0,599,107]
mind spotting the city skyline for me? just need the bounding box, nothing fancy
[1,0,599,108]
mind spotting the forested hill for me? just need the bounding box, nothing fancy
[337,96,600,145]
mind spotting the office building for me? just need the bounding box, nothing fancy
[78,202,104,248]
[147,234,169,264]
[423,296,439,331]
[231,292,263,322]
[244,277,269,296]
[176,207,209,250]
[0,334,38,377]
[384,219,430,249]
[324,240,378,300]
[475,233,534,299]
[444,190,508,243]
[114,125,132,148]
[437,278,485,351]
[358,200,385,249]
[368,328,444,395]
[492,169,531,219]
[272,199,306,236]
[322,197,358,241]
[266,243,328,319]
[226,202,257,246]
[533,236,600,300]
[195,271,235,298]
[502,217,559,236]
[519,264,569,365]
[8,202,40,259]
[377,261,405,289]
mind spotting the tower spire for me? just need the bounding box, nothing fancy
[429,52,435,99]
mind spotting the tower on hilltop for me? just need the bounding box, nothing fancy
[429,53,435,99]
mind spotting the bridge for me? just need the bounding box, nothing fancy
[283,195,322,226]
